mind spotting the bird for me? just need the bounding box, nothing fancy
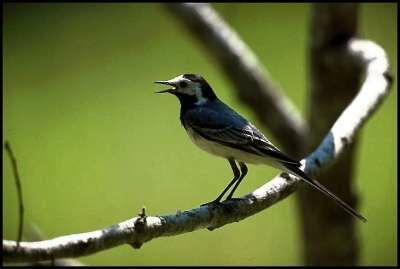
[155,74,367,222]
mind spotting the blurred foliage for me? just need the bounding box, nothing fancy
[3,3,396,266]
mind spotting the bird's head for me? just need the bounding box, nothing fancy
[155,74,217,105]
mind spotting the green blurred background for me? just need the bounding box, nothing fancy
[3,3,397,266]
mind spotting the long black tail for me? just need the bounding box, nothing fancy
[284,164,367,223]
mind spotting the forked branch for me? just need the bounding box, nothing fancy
[3,38,392,263]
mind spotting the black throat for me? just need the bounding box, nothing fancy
[176,83,217,111]
[176,83,218,127]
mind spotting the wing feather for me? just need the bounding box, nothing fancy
[183,106,299,166]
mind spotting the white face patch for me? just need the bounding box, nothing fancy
[165,75,207,105]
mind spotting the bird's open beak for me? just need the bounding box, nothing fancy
[154,80,176,94]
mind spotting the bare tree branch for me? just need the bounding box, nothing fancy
[2,38,392,263]
[166,3,308,156]
[19,223,86,266]
[4,141,24,249]
[304,39,392,176]
[298,38,392,266]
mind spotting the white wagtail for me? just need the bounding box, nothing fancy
[155,74,366,222]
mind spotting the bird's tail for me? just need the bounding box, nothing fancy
[283,163,367,223]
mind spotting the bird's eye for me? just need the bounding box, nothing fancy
[179,81,187,88]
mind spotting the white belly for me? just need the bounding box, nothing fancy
[186,127,279,167]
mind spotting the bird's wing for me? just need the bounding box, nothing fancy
[183,106,299,165]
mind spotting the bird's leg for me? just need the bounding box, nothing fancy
[226,162,248,200]
[201,158,240,206]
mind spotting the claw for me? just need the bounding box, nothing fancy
[200,200,221,207]
[225,197,244,202]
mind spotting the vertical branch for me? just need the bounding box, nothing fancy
[4,141,25,249]
[298,3,362,265]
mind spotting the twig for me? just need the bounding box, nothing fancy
[3,146,85,266]
[4,141,24,250]
[166,3,308,156]
[2,38,392,263]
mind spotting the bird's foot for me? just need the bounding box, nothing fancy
[225,197,244,202]
[200,199,222,208]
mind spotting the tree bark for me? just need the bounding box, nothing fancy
[298,3,362,265]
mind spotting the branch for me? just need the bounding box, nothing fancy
[304,38,392,178]
[18,223,86,266]
[4,141,24,249]
[166,3,308,156]
[2,38,392,263]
